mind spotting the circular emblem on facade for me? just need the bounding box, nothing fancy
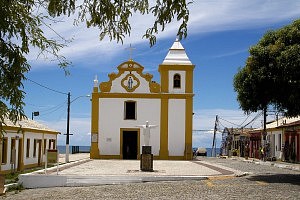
[121,74,140,92]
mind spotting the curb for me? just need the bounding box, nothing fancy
[19,174,208,188]
[33,158,92,174]
[232,157,300,172]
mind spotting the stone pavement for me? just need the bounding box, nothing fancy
[56,153,241,177]
[18,153,300,188]
[19,154,244,188]
[6,157,300,200]
[58,153,90,163]
[228,156,300,171]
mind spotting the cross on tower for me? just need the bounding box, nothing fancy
[125,44,135,61]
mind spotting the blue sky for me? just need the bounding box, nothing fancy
[23,1,300,148]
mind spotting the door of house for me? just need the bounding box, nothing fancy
[122,131,138,159]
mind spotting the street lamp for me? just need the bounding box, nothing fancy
[65,92,90,163]
[32,111,39,120]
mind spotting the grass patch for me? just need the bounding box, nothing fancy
[4,164,57,184]
[6,183,24,193]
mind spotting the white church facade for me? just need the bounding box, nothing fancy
[90,40,195,160]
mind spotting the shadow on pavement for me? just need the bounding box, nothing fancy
[247,174,300,185]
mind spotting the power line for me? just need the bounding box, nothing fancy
[218,116,240,127]
[39,101,67,116]
[218,113,262,129]
[242,112,262,128]
[27,78,68,95]
[238,114,251,127]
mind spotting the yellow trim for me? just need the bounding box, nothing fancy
[19,132,25,171]
[93,86,98,93]
[120,128,140,159]
[99,60,161,93]
[90,92,100,159]
[186,69,193,93]
[185,97,193,160]
[153,155,160,160]
[158,63,195,94]
[2,126,59,135]
[23,163,40,169]
[159,64,195,71]
[94,93,194,99]
[149,82,161,93]
[121,73,140,92]
[98,155,121,159]
[159,66,169,93]
[159,97,169,159]
[168,156,186,160]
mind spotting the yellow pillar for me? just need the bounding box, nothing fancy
[159,97,169,159]
[185,68,194,93]
[90,87,100,159]
[159,65,169,93]
[185,97,193,160]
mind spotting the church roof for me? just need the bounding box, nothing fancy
[162,39,192,65]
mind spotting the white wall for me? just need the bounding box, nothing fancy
[23,132,56,166]
[1,131,22,171]
[273,130,283,158]
[168,99,186,156]
[99,98,161,156]
[168,71,186,93]
[23,132,42,166]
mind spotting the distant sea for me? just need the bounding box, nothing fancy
[57,145,90,154]
[202,148,221,157]
[57,146,219,157]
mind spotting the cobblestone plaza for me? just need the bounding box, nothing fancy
[2,157,300,199]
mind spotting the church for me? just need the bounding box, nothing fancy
[90,39,195,160]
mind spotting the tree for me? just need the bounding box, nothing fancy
[0,0,191,129]
[234,19,300,117]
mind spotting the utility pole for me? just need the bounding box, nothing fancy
[211,115,218,157]
[262,107,267,161]
[66,92,71,163]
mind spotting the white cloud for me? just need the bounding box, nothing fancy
[192,108,265,148]
[38,108,266,148]
[188,1,300,34]
[39,117,91,146]
[27,0,300,69]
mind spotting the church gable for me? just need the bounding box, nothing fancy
[99,60,160,93]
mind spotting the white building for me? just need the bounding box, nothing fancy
[90,39,195,160]
[266,116,300,161]
[1,118,59,173]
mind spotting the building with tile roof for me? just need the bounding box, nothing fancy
[1,117,59,173]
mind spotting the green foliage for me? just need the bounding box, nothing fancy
[234,19,300,117]
[4,172,19,184]
[1,0,191,130]
[0,0,70,130]
[48,0,191,46]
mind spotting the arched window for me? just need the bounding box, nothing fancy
[173,74,181,88]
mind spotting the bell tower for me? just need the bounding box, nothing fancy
[158,39,194,94]
[158,39,195,160]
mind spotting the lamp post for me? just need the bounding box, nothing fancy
[65,93,90,163]
[32,111,39,120]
